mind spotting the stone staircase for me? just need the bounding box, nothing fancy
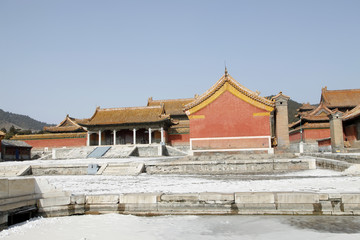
[102,145,136,158]
[0,165,31,177]
[133,145,160,157]
[52,146,97,159]
[99,163,145,176]
[164,145,189,156]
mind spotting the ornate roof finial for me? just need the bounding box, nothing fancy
[224,60,229,78]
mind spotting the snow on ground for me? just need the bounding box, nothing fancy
[2,156,359,194]
[39,169,360,195]
[2,214,360,240]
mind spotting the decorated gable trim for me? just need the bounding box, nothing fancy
[186,81,274,115]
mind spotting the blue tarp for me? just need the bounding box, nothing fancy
[87,146,111,158]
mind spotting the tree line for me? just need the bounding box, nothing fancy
[1,126,46,139]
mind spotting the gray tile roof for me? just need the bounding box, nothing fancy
[1,139,32,148]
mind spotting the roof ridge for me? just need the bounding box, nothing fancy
[149,97,195,102]
[55,115,82,128]
[307,101,333,116]
[324,88,360,92]
[184,73,274,111]
[343,104,360,120]
[100,106,162,111]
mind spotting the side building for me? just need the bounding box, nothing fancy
[343,104,360,149]
[12,115,87,150]
[289,87,360,152]
[81,105,173,146]
[147,97,195,146]
[184,69,289,154]
[11,70,292,155]
[1,140,32,161]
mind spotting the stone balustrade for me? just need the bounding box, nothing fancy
[2,176,360,230]
[38,191,360,217]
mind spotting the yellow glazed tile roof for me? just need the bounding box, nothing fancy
[83,105,170,126]
[147,97,195,115]
[184,71,275,114]
[321,87,360,108]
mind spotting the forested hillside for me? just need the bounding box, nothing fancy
[0,108,50,131]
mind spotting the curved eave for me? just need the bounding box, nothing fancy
[81,118,172,127]
[185,76,274,115]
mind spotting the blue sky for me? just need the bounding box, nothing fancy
[1,0,359,124]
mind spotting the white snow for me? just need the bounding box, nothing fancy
[38,169,360,195]
[1,214,360,240]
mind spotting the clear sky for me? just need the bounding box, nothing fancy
[1,0,359,124]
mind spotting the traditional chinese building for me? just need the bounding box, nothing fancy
[289,102,332,151]
[343,104,360,149]
[1,140,32,161]
[12,69,292,154]
[12,115,87,149]
[147,97,194,146]
[44,115,87,133]
[184,68,289,154]
[289,87,360,152]
[321,87,360,112]
[80,105,173,146]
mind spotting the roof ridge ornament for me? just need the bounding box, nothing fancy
[225,66,229,79]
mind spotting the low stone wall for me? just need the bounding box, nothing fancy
[52,146,97,160]
[31,164,89,176]
[1,158,317,177]
[305,153,360,164]
[0,177,37,229]
[290,142,319,153]
[3,177,360,230]
[0,165,32,177]
[145,158,316,175]
[135,145,160,157]
[0,177,70,229]
[315,158,352,171]
[38,192,360,217]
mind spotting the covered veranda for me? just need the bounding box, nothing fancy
[87,127,166,146]
[80,105,172,147]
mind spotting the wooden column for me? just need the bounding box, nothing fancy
[149,128,152,144]
[161,127,164,144]
[133,128,137,145]
[113,130,116,145]
[86,132,90,146]
[98,130,102,146]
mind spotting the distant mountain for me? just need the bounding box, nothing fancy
[0,109,51,131]
[287,99,303,124]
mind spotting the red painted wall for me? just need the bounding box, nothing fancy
[23,137,87,150]
[290,128,330,143]
[303,128,330,142]
[168,134,190,146]
[289,131,301,142]
[189,91,271,150]
[344,125,357,142]
[190,91,271,138]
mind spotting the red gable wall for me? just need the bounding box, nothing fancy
[189,91,271,139]
[189,91,272,152]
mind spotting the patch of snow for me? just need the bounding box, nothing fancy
[37,170,360,195]
[2,214,360,240]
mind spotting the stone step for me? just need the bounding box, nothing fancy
[101,163,145,176]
